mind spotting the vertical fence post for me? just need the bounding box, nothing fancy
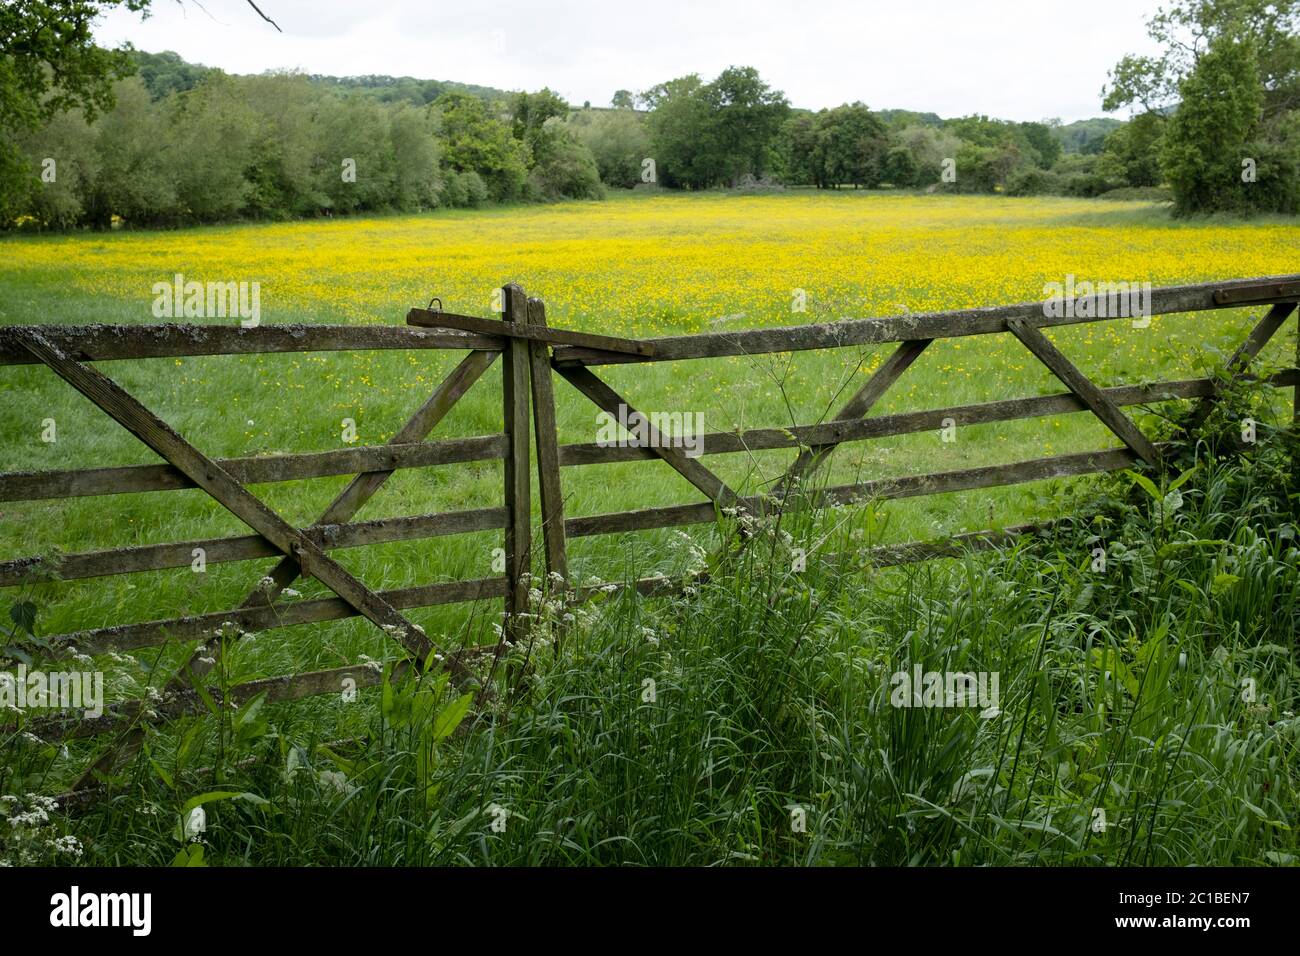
[1293,310,1299,506]
[501,283,532,645]
[526,296,569,591]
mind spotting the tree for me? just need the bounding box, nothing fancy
[0,0,150,217]
[1161,32,1264,213]
[388,102,441,209]
[701,66,789,184]
[641,74,715,188]
[776,112,821,186]
[312,93,395,213]
[1018,121,1062,168]
[1101,112,1165,187]
[527,121,603,200]
[815,102,888,188]
[642,67,788,188]
[16,106,98,226]
[433,91,528,202]
[509,87,568,143]
[895,124,964,185]
[1103,0,1298,117]
[170,74,258,220]
[241,71,324,218]
[610,89,634,109]
[881,145,919,187]
[568,108,650,188]
[81,75,175,226]
[1103,0,1298,213]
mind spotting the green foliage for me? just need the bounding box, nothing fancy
[3,50,609,228]
[434,91,529,203]
[777,103,890,188]
[127,48,212,99]
[643,67,789,188]
[1105,0,1300,215]
[816,102,890,188]
[1161,33,1266,214]
[526,123,604,201]
[567,108,651,188]
[881,144,919,187]
[170,74,258,221]
[1102,111,1165,188]
[80,76,176,226]
[1051,117,1124,155]
[0,0,150,219]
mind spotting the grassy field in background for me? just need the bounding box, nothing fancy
[1,190,1298,734]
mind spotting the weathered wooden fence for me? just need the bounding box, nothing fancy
[2,274,1298,791]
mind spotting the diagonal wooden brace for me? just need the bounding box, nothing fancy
[15,329,442,666]
[775,338,931,498]
[238,347,501,609]
[556,364,738,508]
[1006,317,1161,466]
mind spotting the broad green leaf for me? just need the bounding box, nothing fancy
[432,692,474,743]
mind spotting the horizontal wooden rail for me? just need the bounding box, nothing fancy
[0,324,499,366]
[0,434,506,503]
[551,274,1300,366]
[41,576,507,658]
[566,443,1170,538]
[568,519,1059,604]
[407,308,655,356]
[15,662,412,741]
[20,645,495,742]
[556,371,1298,467]
[0,507,506,587]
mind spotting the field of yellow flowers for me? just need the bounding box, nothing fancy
[1,191,1297,679]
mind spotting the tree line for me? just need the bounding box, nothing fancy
[1,0,1295,230]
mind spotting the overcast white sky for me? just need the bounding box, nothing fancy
[94,0,1166,122]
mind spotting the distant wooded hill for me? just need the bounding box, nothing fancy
[128,50,513,105]
[128,50,1118,154]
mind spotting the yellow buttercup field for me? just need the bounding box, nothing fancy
[5,191,1297,331]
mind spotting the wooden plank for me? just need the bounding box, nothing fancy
[550,274,1300,367]
[22,663,415,741]
[501,285,533,642]
[566,444,1171,538]
[0,324,499,366]
[1006,317,1162,466]
[407,308,654,357]
[555,364,738,506]
[776,338,930,496]
[0,433,506,503]
[526,297,569,583]
[40,576,507,658]
[0,507,506,587]
[13,329,442,666]
[24,651,492,742]
[1213,282,1300,305]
